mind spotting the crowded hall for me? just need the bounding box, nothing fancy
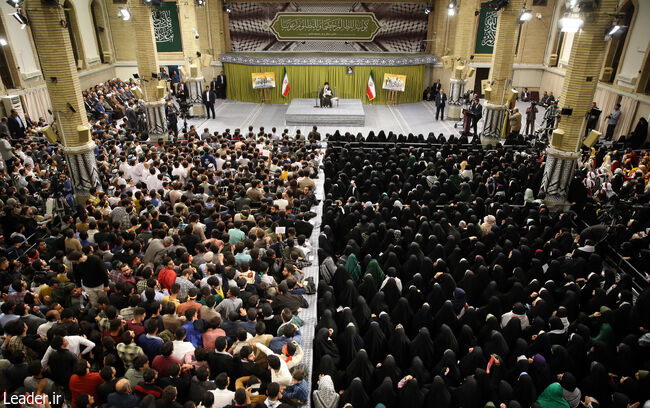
[0,0,650,407]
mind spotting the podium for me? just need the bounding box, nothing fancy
[461,109,475,136]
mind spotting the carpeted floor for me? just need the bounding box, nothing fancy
[184,99,548,141]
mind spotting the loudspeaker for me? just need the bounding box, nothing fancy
[506,88,518,104]
[42,126,58,143]
[441,55,454,69]
[550,128,565,148]
[200,53,212,68]
[102,52,112,64]
[583,129,602,148]
[133,88,143,99]
[77,125,91,144]
[483,87,493,100]
[465,66,475,78]
[156,86,165,100]
[190,64,199,78]
[549,53,558,67]
[454,65,465,80]
[179,66,187,78]
[77,60,84,70]
[481,79,490,94]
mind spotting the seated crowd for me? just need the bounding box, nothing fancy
[0,118,326,408]
[312,139,649,408]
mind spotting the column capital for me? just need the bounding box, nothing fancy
[143,99,167,108]
[63,141,97,155]
[484,102,508,112]
[546,146,581,160]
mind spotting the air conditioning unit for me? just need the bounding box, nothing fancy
[0,95,25,119]
[616,73,638,86]
[600,67,614,82]
[549,53,558,67]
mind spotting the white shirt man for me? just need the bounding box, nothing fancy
[171,338,195,361]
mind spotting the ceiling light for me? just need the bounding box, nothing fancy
[559,14,583,32]
[519,9,533,22]
[448,8,455,16]
[118,8,130,20]
[11,11,28,28]
[448,0,456,9]
[0,38,7,46]
[604,23,627,41]
[425,7,431,15]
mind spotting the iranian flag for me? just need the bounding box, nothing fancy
[281,67,290,97]
[366,70,376,101]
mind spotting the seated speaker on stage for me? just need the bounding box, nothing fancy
[320,82,333,108]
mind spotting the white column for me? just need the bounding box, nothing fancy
[480,102,507,145]
[539,147,580,208]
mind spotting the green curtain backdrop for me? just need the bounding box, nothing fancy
[152,2,183,53]
[475,3,498,55]
[223,64,425,104]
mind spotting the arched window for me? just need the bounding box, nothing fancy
[63,0,85,69]
[90,0,110,63]
[601,0,636,83]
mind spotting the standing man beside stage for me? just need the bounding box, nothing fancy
[434,88,447,120]
[202,86,216,119]
[525,101,538,136]
[469,97,482,136]
[216,71,227,99]
[432,79,442,94]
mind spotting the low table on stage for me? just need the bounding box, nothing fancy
[285,98,365,126]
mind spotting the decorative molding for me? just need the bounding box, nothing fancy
[219,54,438,67]
[63,141,97,155]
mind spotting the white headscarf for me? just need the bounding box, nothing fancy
[313,375,339,408]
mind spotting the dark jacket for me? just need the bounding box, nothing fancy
[435,92,447,107]
[73,254,109,288]
[202,90,216,105]
[470,102,483,119]
[7,115,25,139]
[208,351,235,380]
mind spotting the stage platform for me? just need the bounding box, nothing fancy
[285,98,365,126]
